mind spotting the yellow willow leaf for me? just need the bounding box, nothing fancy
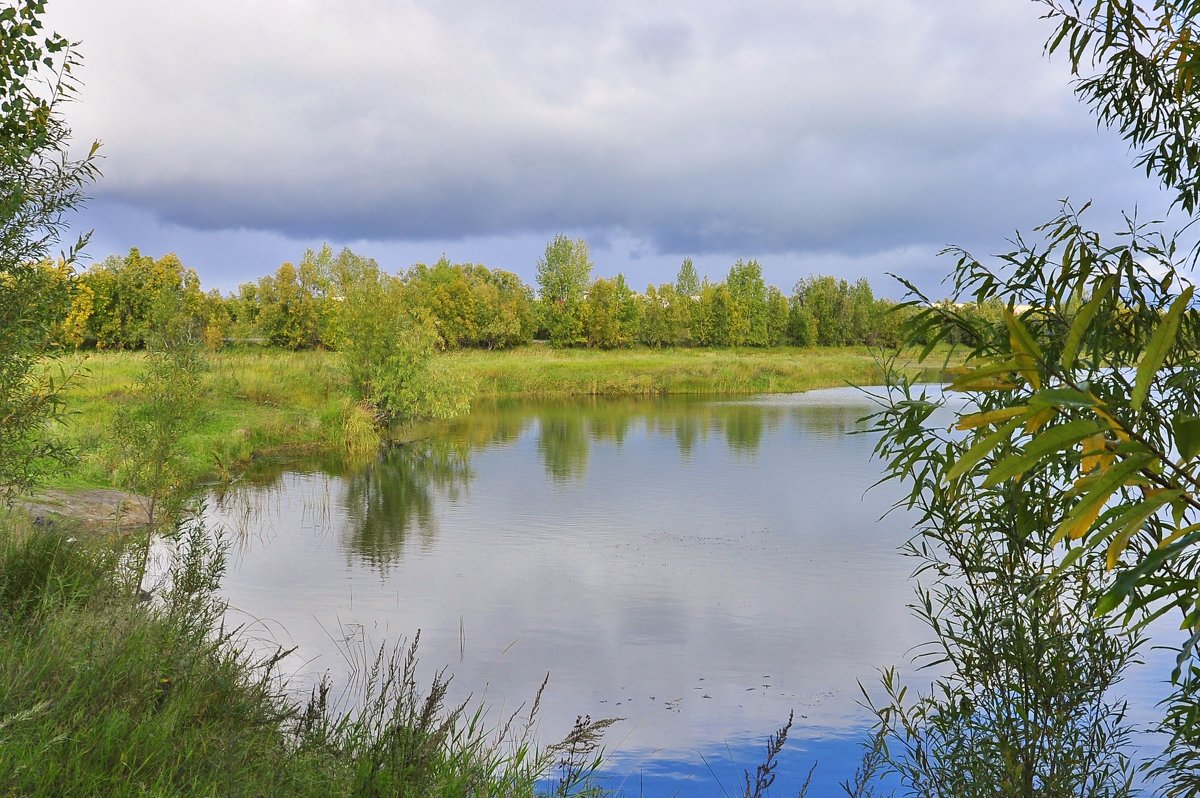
[1069,502,1106,541]
[946,361,1022,392]
[1160,522,1200,550]
[1080,433,1114,474]
[1025,407,1055,435]
[1053,454,1153,544]
[1005,307,1043,391]
[1107,527,1137,570]
[1068,473,1099,498]
[955,406,1031,431]
[1093,407,1130,443]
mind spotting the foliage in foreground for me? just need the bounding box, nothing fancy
[853,1,1200,794]
[0,513,614,797]
[866,372,1141,797]
[0,0,99,504]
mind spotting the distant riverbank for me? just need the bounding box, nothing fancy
[49,346,946,491]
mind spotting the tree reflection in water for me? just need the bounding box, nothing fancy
[536,409,590,483]
[331,396,870,566]
[341,442,471,570]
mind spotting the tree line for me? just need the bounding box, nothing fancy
[50,238,920,353]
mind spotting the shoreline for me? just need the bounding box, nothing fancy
[47,346,947,492]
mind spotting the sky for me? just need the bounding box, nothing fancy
[47,0,1174,297]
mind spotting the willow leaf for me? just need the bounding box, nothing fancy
[1005,308,1043,391]
[1053,453,1154,544]
[1174,414,1200,461]
[955,406,1030,431]
[1029,386,1098,409]
[1061,275,1116,369]
[1104,491,1182,570]
[946,418,1023,484]
[1132,285,1193,412]
[983,419,1105,487]
[947,360,1021,392]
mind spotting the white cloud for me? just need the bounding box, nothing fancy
[48,0,1173,288]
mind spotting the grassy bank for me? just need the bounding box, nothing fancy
[0,512,613,797]
[458,344,929,397]
[48,345,940,491]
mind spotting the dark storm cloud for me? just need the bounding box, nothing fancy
[51,0,1170,284]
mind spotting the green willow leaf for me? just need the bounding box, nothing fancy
[1174,414,1200,461]
[1028,386,1099,409]
[946,417,1024,484]
[1132,285,1193,412]
[1061,275,1116,369]
[1103,490,1182,570]
[1092,529,1200,617]
[983,418,1106,486]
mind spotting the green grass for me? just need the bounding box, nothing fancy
[47,345,944,491]
[0,511,610,797]
[456,344,927,397]
[48,350,380,491]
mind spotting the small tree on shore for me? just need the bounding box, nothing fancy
[114,287,208,591]
[0,0,99,502]
[335,261,470,427]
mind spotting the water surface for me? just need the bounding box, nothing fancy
[204,388,1171,794]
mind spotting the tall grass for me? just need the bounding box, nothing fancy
[51,351,382,490]
[454,345,931,398]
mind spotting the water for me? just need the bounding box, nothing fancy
[203,387,1173,795]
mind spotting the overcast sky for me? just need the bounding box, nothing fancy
[48,0,1172,296]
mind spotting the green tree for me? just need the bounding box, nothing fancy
[536,235,592,347]
[475,267,536,349]
[787,299,817,347]
[694,280,732,347]
[583,276,635,349]
[335,261,469,427]
[675,256,700,298]
[76,249,204,349]
[661,282,694,347]
[254,260,323,349]
[846,277,875,344]
[765,286,790,346]
[726,259,769,346]
[403,257,535,350]
[0,1,99,501]
[792,275,849,346]
[634,284,663,347]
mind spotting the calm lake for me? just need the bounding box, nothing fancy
[202,387,1175,795]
